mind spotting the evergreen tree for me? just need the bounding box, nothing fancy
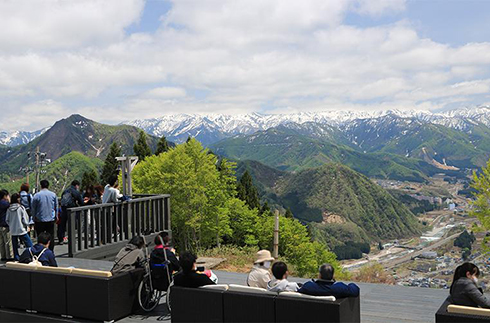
[133,130,152,161]
[101,142,121,184]
[260,201,271,215]
[186,136,192,143]
[81,169,99,190]
[155,135,170,155]
[285,207,294,219]
[236,170,260,210]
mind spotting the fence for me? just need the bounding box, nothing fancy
[67,194,171,258]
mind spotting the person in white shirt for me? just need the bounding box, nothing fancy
[267,261,300,292]
[247,250,274,289]
[102,176,120,204]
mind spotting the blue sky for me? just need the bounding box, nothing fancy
[0,0,489,131]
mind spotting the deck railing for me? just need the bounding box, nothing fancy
[67,194,171,258]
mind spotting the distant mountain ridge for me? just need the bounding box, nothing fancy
[0,114,159,176]
[0,128,49,147]
[125,106,490,146]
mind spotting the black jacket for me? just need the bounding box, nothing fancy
[450,277,490,308]
[60,186,84,208]
[173,271,215,288]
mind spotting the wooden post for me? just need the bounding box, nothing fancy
[273,210,279,258]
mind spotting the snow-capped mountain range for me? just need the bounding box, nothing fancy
[0,128,49,147]
[125,106,490,146]
[5,106,490,148]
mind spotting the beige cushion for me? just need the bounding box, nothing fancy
[71,268,113,278]
[5,261,39,270]
[200,284,229,291]
[36,266,73,274]
[448,304,490,317]
[228,284,276,295]
[279,291,336,302]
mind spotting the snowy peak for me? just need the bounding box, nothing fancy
[0,128,49,147]
[125,106,490,146]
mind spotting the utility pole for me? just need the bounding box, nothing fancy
[273,210,279,258]
[35,147,40,192]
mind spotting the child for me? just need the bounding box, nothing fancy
[6,193,32,260]
[267,261,300,292]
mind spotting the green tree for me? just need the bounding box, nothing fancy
[81,169,99,190]
[237,170,260,210]
[133,130,152,161]
[470,159,490,249]
[260,201,271,216]
[132,139,235,251]
[285,207,294,219]
[155,135,170,155]
[101,142,121,185]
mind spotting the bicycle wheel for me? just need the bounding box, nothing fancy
[138,276,162,312]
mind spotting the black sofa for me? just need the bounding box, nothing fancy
[436,300,490,323]
[0,265,143,322]
[170,285,360,323]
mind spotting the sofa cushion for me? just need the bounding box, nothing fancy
[279,291,336,301]
[5,261,39,270]
[201,284,229,291]
[448,304,490,317]
[71,268,112,278]
[228,284,276,295]
[36,266,73,274]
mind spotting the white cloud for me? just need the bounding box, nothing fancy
[143,87,186,99]
[0,0,144,51]
[0,0,489,131]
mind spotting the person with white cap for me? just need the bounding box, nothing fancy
[247,249,274,289]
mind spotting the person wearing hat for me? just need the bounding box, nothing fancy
[247,249,274,289]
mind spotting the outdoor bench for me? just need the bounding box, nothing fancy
[436,300,490,322]
[0,262,143,322]
[170,284,360,323]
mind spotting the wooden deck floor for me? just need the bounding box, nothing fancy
[1,257,448,323]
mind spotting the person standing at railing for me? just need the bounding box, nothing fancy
[102,176,120,204]
[58,180,85,245]
[31,180,58,251]
[0,190,14,261]
[6,193,33,260]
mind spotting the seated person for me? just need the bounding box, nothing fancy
[150,231,180,290]
[19,231,57,267]
[298,263,359,298]
[111,236,145,274]
[449,262,490,308]
[173,251,215,288]
[247,250,274,289]
[267,261,300,292]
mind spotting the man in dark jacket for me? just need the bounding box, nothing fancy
[173,251,215,288]
[298,263,360,298]
[0,189,13,261]
[19,232,57,267]
[58,180,84,245]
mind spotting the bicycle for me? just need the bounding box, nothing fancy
[137,236,174,312]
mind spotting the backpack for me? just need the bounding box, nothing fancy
[60,189,74,207]
[27,247,47,267]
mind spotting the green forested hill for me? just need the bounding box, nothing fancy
[234,160,421,247]
[0,114,159,176]
[275,164,421,241]
[0,151,103,194]
[212,127,438,182]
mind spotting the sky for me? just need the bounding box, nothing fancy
[0,0,490,131]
